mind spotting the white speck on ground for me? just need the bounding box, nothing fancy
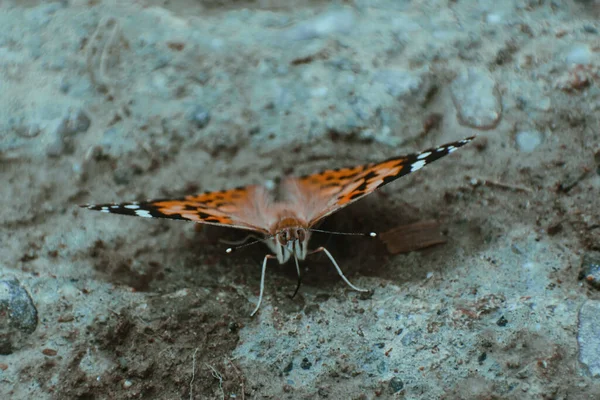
[515,131,544,153]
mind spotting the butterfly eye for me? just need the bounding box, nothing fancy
[296,229,305,242]
[278,231,288,245]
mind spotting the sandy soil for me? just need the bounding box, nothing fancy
[1,0,600,399]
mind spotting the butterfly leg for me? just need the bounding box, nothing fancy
[251,254,276,317]
[291,256,302,299]
[308,247,368,292]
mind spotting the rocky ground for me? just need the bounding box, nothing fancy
[1,0,600,399]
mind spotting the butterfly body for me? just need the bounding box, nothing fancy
[81,137,474,315]
[269,219,310,264]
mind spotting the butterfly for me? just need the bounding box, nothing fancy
[81,137,474,315]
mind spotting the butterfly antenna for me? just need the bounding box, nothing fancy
[225,238,264,254]
[308,228,377,238]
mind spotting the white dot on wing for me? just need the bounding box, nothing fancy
[124,204,140,209]
[100,207,110,213]
[447,146,457,153]
[135,210,153,218]
[417,151,432,160]
[110,205,119,209]
[436,147,445,152]
[410,159,427,172]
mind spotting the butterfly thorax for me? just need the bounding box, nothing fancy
[267,214,311,264]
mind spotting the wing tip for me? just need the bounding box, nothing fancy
[80,204,112,213]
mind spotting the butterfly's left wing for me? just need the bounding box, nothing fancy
[81,185,272,234]
[285,137,474,226]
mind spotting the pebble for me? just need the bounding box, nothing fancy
[580,253,600,289]
[450,68,502,130]
[300,357,312,370]
[283,360,294,374]
[56,108,92,137]
[400,329,421,346]
[566,45,592,65]
[0,279,38,355]
[187,104,211,129]
[285,9,355,40]
[46,108,92,157]
[486,13,504,24]
[372,69,424,100]
[389,377,404,393]
[578,300,600,376]
[515,130,544,153]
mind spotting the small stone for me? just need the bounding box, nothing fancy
[546,220,563,235]
[578,300,600,376]
[516,365,531,379]
[400,330,421,346]
[283,360,293,374]
[486,13,503,24]
[450,68,502,130]
[566,45,593,65]
[45,135,67,158]
[478,352,487,364]
[285,9,355,40]
[496,315,508,326]
[228,321,239,333]
[389,377,404,393]
[187,105,211,129]
[42,348,58,356]
[515,131,544,153]
[59,78,71,93]
[47,108,92,157]
[372,69,424,100]
[579,253,600,290]
[57,313,75,323]
[13,122,42,139]
[56,108,92,138]
[0,279,38,355]
[300,357,312,370]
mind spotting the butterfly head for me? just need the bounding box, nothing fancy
[271,226,310,264]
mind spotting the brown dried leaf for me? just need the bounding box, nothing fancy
[379,220,447,254]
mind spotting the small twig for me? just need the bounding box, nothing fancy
[99,18,121,88]
[556,169,591,193]
[189,348,199,400]
[467,177,533,193]
[86,17,121,90]
[205,363,225,400]
[227,358,245,400]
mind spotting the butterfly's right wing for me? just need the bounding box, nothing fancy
[285,137,474,226]
[81,185,271,233]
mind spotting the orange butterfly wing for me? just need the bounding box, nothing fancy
[83,138,473,232]
[81,185,271,233]
[287,137,474,226]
